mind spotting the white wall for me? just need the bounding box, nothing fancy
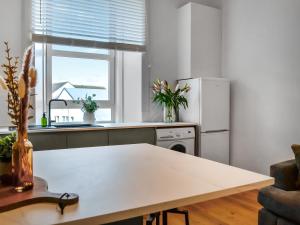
[222,0,300,174]
[144,0,222,121]
[115,51,143,123]
[0,0,23,127]
[123,52,143,122]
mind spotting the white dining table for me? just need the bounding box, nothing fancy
[0,143,273,225]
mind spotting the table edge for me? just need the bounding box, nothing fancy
[58,178,274,225]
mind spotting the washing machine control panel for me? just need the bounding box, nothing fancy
[156,127,195,140]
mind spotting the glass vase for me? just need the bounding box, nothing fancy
[11,138,33,192]
[163,105,176,123]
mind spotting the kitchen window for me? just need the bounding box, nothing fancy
[31,0,146,124]
[34,44,115,123]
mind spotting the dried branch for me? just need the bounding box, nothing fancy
[1,42,20,126]
[18,46,33,139]
[1,42,37,137]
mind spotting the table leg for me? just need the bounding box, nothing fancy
[163,211,168,225]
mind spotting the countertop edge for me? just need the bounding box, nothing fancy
[0,122,198,135]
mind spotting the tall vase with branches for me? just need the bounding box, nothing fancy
[152,79,190,123]
[0,42,37,191]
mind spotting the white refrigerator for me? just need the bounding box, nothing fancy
[178,78,230,164]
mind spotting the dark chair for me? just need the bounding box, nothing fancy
[163,208,189,225]
[258,160,300,225]
[146,209,190,225]
[146,213,160,225]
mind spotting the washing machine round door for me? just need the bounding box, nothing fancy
[168,142,186,153]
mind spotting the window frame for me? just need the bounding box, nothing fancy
[45,44,115,123]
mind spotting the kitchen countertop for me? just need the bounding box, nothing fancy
[0,144,273,225]
[0,122,197,135]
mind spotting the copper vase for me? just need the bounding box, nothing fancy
[11,138,33,192]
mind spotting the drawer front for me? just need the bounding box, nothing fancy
[108,128,155,145]
[67,131,108,148]
[29,133,67,151]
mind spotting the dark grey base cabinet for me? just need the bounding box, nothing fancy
[29,133,67,151]
[24,128,156,151]
[67,131,109,148]
[108,128,155,145]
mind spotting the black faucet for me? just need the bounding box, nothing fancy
[48,99,68,127]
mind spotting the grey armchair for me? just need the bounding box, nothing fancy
[258,160,300,225]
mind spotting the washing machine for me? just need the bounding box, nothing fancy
[156,127,195,155]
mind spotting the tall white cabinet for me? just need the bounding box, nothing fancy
[177,3,222,79]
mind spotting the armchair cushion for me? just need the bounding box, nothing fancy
[291,144,300,189]
[258,186,300,224]
[258,208,277,225]
[271,160,298,191]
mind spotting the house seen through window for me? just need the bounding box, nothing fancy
[35,44,114,123]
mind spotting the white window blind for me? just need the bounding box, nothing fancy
[32,0,146,51]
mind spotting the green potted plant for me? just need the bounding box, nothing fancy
[0,132,16,181]
[77,94,99,124]
[152,79,190,123]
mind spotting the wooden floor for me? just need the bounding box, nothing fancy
[144,190,261,225]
